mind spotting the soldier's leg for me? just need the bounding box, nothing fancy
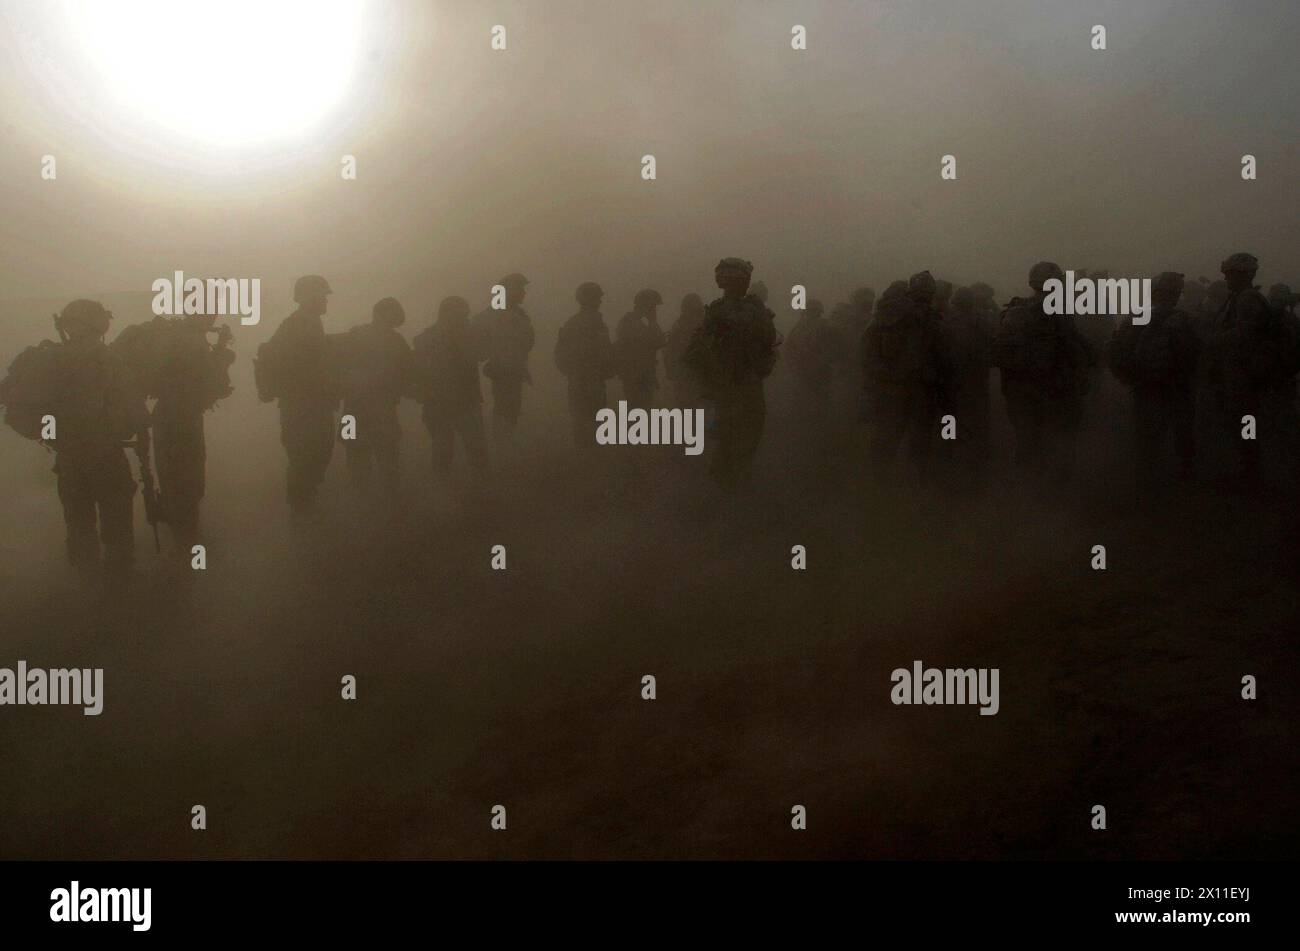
[156,423,205,550]
[459,406,489,472]
[95,448,137,576]
[708,393,740,489]
[310,405,337,495]
[423,407,455,476]
[280,403,312,512]
[491,378,522,439]
[732,384,767,489]
[55,454,100,570]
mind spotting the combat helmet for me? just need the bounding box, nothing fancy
[55,299,112,339]
[575,282,604,307]
[293,274,332,304]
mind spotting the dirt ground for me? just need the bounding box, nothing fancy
[0,355,1295,860]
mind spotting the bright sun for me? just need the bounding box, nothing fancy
[65,0,365,148]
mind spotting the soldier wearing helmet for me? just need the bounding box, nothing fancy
[1202,253,1297,488]
[682,258,779,490]
[615,288,667,407]
[1107,272,1199,486]
[413,296,489,475]
[471,272,535,441]
[664,293,706,406]
[337,297,414,498]
[861,271,951,484]
[554,282,616,448]
[110,296,237,558]
[261,274,338,519]
[23,300,149,575]
[992,261,1093,482]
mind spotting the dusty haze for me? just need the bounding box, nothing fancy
[0,0,1295,860]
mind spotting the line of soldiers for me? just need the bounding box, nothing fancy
[3,252,1296,576]
[251,273,540,519]
[783,253,1300,493]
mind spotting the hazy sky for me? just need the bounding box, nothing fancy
[1,0,1296,331]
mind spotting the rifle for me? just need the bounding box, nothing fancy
[125,440,166,553]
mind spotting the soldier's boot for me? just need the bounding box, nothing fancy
[57,456,106,574]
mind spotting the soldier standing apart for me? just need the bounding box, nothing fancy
[338,297,413,498]
[554,282,616,449]
[615,289,667,408]
[473,273,535,441]
[413,296,489,476]
[861,272,950,484]
[993,262,1092,484]
[683,258,779,492]
[258,275,339,521]
[8,301,149,576]
[664,293,705,407]
[1107,272,1199,487]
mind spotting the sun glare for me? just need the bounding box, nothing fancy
[64,0,365,148]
